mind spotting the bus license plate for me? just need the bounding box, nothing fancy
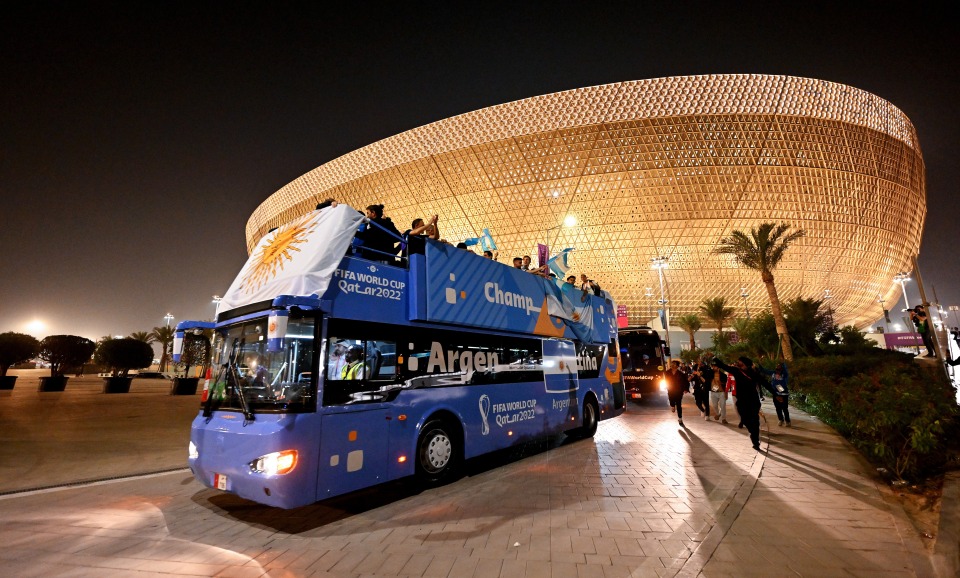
[631,393,642,399]
[214,473,228,490]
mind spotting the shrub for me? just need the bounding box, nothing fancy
[95,338,154,378]
[0,332,40,377]
[39,335,96,377]
[790,350,958,480]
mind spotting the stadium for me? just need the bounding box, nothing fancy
[245,74,925,329]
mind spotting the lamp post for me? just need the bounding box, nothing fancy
[877,296,887,332]
[894,272,911,309]
[545,215,577,253]
[651,256,670,352]
[645,287,654,320]
[740,287,750,319]
[164,313,174,328]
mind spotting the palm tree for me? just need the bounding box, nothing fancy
[699,297,735,336]
[674,314,701,351]
[129,331,155,343]
[150,326,175,372]
[715,222,805,362]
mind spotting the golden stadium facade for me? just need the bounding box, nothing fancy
[246,74,925,328]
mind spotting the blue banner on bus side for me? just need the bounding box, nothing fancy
[422,242,612,342]
[320,257,408,325]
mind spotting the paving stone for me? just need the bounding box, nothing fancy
[0,394,935,577]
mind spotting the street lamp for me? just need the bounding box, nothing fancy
[212,295,223,320]
[893,272,911,309]
[876,296,887,332]
[164,313,174,328]
[645,287,654,319]
[546,214,577,243]
[740,287,750,319]
[650,256,670,352]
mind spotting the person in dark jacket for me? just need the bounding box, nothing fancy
[358,204,402,262]
[713,356,763,450]
[664,359,688,427]
[760,362,791,426]
[691,360,710,419]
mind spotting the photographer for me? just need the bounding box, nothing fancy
[910,306,936,357]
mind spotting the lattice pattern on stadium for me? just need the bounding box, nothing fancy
[246,74,925,328]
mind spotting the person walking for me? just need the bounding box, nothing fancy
[703,356,728,423]
[726,371,741,428]
[760,362,791,426]
[664,360,688,427]
[692,360,710,419]
[713,356,763,451]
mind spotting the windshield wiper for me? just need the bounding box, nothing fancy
[230,339,255,422]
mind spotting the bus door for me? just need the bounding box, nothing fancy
[317,406,390,499]
[316,332,400,498]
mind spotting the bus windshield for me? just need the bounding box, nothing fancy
[619,328,663,372]
[203,314,317,413]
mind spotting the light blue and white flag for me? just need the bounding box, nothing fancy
[547,247,574,280]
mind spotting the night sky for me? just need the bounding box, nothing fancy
[2,2,958,340]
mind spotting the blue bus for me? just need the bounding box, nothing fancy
[178,205,625,508]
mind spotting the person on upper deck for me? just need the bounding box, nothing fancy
[358,204,402,263]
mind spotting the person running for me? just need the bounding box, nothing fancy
[664,359,688,427]
[713,357,763,451]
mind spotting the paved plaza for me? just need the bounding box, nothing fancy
[0,370,954,577]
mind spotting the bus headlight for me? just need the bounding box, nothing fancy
[249,450,298,475]
[659,379,667,391]
[188,441,198,460]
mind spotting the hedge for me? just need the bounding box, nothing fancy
[788,350,958,480]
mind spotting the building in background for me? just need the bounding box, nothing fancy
[245,74,925,328]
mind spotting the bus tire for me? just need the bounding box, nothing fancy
[577,398,599,439]
[416,418,460,485]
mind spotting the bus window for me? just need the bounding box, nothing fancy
[323,336,398,405]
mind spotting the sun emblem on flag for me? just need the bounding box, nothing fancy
[240,213,318,293]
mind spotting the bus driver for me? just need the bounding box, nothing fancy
[341,344,368,380]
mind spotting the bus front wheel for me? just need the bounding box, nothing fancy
[416,419,460,484]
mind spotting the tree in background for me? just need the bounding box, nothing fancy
[674,313,702,352]
[784,297,829,356]
[715,222,805,362]
[150,326,175,371]
[699,297,735,336]
[0,332,40,377]
[129,331,155,344]
[38,335,96,377]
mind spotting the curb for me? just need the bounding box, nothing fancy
[933,471,960,577]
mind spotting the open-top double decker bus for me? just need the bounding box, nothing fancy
[178,205,625,508]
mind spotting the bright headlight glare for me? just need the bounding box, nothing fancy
[249,450,298,475]
[188,441,198,460]
[659,379,667,391]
